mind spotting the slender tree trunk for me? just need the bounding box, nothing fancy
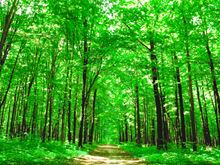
[6,107,11,136]
[78,19,88,148]
[72,76,79,144]
[0,0,19,73]
[124,115,128,142]
[42,88,49,142]
[205,41,220,145]
[61,72,69,142]
[54,107,61,141]
[196,80,210,145]
[0,43,24,110]
[31,80,38,136]
[10,88,18,138]
[89,89,97,144]
[135,85,141,145]
[200,81,212,146]
[143,98,147,144]
[149,39,163,149]
[22,75,34,136]
[174,53,186,148]
[119,124,122,142]
[83,95,89,144]
[186,48,197,151]
[130,125,133,142]
[161,92,168,149]
[121,122,125,142]
[67,71,72,143]
[48,53,57,141]
[182,15,197,151]
[134,101,137,142]
[151,118,155,145]
[174,85,180,146]
[48,89,53,140]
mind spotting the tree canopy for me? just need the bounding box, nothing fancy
[1,1,220,163]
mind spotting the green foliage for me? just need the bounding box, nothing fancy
[120,143,220,165]
[0,138,96,164]
[1,0,220,163]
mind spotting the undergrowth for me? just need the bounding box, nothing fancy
[0,138,96,165]
[120,143,220,165]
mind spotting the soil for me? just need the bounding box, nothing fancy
[71,145,147,165]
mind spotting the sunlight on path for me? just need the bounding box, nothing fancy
[72,145,146,165]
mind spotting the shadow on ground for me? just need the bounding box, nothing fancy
[71,145,147,165]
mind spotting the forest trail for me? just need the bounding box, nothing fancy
[71,145,147,165]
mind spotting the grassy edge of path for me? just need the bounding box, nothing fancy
[0,138,97,165]
[119,143,220,165]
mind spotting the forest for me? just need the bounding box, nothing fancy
[0,0,220,164]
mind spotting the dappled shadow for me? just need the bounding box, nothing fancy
[71,145,146,165]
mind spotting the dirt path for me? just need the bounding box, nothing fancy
[71,145,147,165]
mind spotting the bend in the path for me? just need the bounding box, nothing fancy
[72,145,147,165]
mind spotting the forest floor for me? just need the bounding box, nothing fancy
[0,138,96,164]
[71,145,147,165]
[120,143,220,164]
[1,139,219,164]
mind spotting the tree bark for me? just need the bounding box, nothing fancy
[89,89,97,144]
[78,19,88,148]
[10,87,18,138]
[73,76,79,144]
[0,0,19,73]
[195,80,207,144]
[61,72,69,142]
[67,71,72,143]
[0,42,24,110]
[143,98,148,144]
[186,48,197,151]
[205,41,220,145]
[135,85,141,145]
[174,53,186,148]
[149,39,163,149]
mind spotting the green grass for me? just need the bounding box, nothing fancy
[120,143,220,165]
[0,138,97,165]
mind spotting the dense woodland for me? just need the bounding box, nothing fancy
[1,0,220,162]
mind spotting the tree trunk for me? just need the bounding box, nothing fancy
[143,98,147,144]
[151,118,155,145]
[174,85,180,146]
[200,81,212,146]
[149,39,163,149]
[61,72,69,142]
[22,75,34,136]
[186,48,197,151]
[10,88,18,138]
[135,85,141,145]
[48,52,57,141]
[124,115,128,142]
[31,80,38,136]
[130,125,133,142]
[0,43,24,110]
[195,80,208,144]
[42,89,49,142]
[89,89,97,144]
[205,41,220,145]
[182,15,197,151]
[72,76,79,144]
[67,71,72,143]
[83,95,90,144]
[174,53,186,148]
[6,107,11,137]
[78,19,88,148]
[0,0,19,73]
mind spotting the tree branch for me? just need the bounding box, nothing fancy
[123,22,150,51]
